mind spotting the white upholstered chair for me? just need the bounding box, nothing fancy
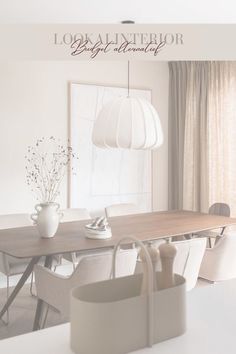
[0,213,33,323]
[61,208,91,223]
[136,238,207,291]
[61,208,91,268]
[199,232,236,282]
[35,248,138,326]
[105,203,142,251]
[173,238,207,290]
[105,203,140,218]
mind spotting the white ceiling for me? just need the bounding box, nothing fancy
[0,0,235,23]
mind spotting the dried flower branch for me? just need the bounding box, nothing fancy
[25,136,78,203]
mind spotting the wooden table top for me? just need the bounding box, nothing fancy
[0,210,235,258]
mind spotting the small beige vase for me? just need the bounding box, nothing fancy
[31,202,62,238]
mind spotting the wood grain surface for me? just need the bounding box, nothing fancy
[0,210,235,258]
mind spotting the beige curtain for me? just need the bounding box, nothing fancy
[168,62,188,210]
[169,61,236,215]
[183,62,209,212]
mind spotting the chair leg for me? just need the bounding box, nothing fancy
[214,226,226,246]
[33,256,54,331]
[40,304,50,329]
[54,254,64,272]
[30,272,36,297]
[1,276,10,325]
[71,253,77,271]
[208,237,212,248]
[6,275,9,324]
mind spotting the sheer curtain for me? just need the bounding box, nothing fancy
[168,62,188,210]
[169,61,236,215]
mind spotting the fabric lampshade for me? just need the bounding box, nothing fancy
[92,96,164,150]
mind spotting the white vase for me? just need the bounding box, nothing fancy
[31,202,62,238]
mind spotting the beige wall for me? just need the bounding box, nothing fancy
[0,0,231,24]
[0,61,169,214]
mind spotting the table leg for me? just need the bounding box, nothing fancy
[33,255,54,331]
[0,256,41,321]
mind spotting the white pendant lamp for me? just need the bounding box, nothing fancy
[92,62,164,150]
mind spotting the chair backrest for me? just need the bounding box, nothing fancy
[200,232,236,281]
[71,248,138,287]
[173,238,207,290]
[0,214,32,275]
[55,248,138,316]
[0,213,32,230]
[136,238,206,291]
[105,203,139,218]
[209,203,230,217]
[61,208,91,222]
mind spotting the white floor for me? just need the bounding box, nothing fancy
[0,262,74,340]
[0,284,65,340]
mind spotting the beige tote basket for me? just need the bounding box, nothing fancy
[70,236,186,354]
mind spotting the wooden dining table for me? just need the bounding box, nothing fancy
[0,210,235,330]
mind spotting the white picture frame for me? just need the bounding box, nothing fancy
[69,82,152,216]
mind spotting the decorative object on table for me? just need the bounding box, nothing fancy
[84,216,112,239]
[92,61,164,150]
[70,236,186,354]
[31,202,63,238]
[136,237,207,292]
[26,136,78,238]
[159,239,177,289]
[139,241,160,294]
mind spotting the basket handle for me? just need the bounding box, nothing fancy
[111,236,154,348]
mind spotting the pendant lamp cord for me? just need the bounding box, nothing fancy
[127,60,130,97]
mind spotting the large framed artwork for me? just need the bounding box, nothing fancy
[69,83,152,216]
